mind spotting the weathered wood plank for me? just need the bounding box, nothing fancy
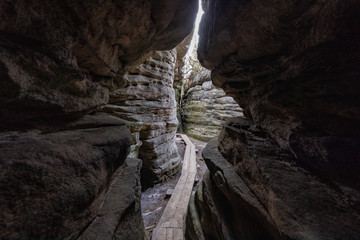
[152,134,197,240]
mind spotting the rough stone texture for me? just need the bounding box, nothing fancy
[102,50,181,188]
[0,113,145,239]
[174,32,193,132]
[198,0,360,144]
[181,68,243,141]
[78,158,145,240]
[0,1,199,239]
[0,0,198,130]
[187,119,360,239]
[191,0,360,239]
[185,183,206,240]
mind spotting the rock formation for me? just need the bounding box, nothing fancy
[0,0,197,130]
[181,68,243,141]
[174,33,194,132]
[0,0,197,239]
[188,120,360,239]
[198,0,360,143]
[187,0,360,239]
[1,0,360,239]
[102,50,181,188]
[0,113,141,239]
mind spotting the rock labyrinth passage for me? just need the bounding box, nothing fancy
[152,134,197,240]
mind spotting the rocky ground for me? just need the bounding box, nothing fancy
[141,135,207,238]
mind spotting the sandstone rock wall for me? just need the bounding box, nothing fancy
[103,50,181,188]
[0,113,143,239]
[181,68,243,141]
[187,119,360,239]
[198,0,360,143]
[174,33,193,132]
[78,157,145,240]
[0,0,197,130]
[0,1,197,239]
[188,0,360,239]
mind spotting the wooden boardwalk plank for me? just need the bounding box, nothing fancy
[152,134,197,240]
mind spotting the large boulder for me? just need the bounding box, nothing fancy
[0,113,146,239]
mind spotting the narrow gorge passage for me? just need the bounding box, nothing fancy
[140,2,243,237]
[152,134,197,240]
[1,0,360,240]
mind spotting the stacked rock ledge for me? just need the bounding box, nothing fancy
[102,50,181,188]
[181,68,243,141]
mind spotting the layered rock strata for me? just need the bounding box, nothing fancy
[181,68,243,141]
[189,0,360,239]
[0,0,197,130]
[103,50,180,188]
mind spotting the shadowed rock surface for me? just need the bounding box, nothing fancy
[78,158,144,240]
[0,1,197,239]
[198,0,360,143]
[187,119,360,239]
[0,0,197,130]
[187,0,360,239]
[174,32,194,89]
[1,0,360,239]
[181,68,243,141]
[102,50,181,188]
[0,113,133,239]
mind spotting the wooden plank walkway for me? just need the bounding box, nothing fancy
[152,134,197,240]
